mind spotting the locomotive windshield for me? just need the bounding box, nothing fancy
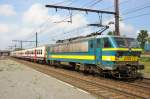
[113,37,140,48]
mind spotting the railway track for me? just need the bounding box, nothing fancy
[11,58,150,99]
[143,78,150,84]
[129,78,150,90]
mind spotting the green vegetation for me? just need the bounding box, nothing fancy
[107,31,114,35]
[148,37,150,43]
[140,57,150,73]
[137,30,149,49]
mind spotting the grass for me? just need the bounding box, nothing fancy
[140,57,150,73]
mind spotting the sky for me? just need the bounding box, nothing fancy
[0,0,150,50]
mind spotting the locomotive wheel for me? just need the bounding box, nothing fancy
[75,65,80,72]
[112,66,138,79]
[128,67,137,78]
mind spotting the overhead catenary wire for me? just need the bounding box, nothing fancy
[44,0,104,25]
[122,4,150,15]
[37,1,104,43]
[86,0,103,8]
[31,0,109,39]
[53,0,72,5]
[39,0,105,35]
[23,0,76,41]
[123,12,150,20]
[102,0,132,23]
[65,0,78,6]
[50,1,104,28]
[102,0,131,10]
[51,0,105,23]
[26,0,81,40]
[11,0,99,49]
[24,0,112,46]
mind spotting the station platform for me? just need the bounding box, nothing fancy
[0,58,97,99]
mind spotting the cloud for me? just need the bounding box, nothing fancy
[0,23,19,50]
[23,3,88,27]
[23,3,49,26]
[0,3,90,49]
[1,3,139,50]
[104,18,136,37]
[120,22,136,37]
[0,4,16,16]
[0,23,9,33]
[22,3,89,42]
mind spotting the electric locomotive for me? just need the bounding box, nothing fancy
[46,35,144,78]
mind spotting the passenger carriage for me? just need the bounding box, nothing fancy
[11,46,47,63]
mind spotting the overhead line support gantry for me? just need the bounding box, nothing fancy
[45,0,120,35]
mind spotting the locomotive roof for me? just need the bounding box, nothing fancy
[11,45,48,52]
[96,35,135,39]
[52,35,136,46]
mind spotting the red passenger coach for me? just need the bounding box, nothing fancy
[34,46,47,63]
[10,46,47,63]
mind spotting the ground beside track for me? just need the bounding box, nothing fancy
[140,56,150,78]
[0,57,97,99]
[9,57,150,99]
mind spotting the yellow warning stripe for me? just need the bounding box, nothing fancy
[102,56,139,61]
[49,55,95,60]
[49,54,139,62]
[102,56,116,61]
[131,48,143,51]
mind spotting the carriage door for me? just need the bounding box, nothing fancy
[96,39,102,65]
[89,39,101,64]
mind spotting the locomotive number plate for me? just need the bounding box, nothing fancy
[123,56,137,61]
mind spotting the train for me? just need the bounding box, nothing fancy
[11,35,144,79]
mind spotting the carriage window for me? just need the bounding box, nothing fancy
[41,50,42,54]
[103,38,112,48]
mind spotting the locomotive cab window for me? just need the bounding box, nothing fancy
[103,38,112,48]
[113,37,140,48]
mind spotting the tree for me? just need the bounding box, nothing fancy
[137,30,148,49]
[107,31,114,35]
[148,37,150,43]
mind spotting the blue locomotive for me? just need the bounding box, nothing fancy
[46,35,144,78]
